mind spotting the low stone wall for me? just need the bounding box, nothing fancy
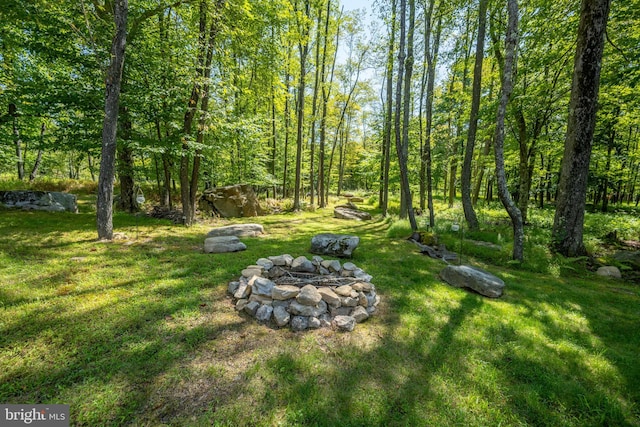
[227,255,380,332]
[0,190,78,213]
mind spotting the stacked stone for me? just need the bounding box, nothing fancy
[227,255,380,332]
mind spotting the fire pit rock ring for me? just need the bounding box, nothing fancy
[227,254,380,332]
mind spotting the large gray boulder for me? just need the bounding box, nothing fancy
[199,184,263,218]
[439,265,505,298]
[310,233,360,258]
[596,266,622,278]
[207,223,264,238]
[0,190,78,213]
[204,236,247,253]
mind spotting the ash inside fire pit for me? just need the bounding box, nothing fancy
[227,254,380,332]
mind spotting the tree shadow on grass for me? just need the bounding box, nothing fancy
[246,293,484,426]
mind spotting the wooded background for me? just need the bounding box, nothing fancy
[0,0,636,255]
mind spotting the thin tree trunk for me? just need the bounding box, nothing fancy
[494,0,524,261]
[308,8,323,206]
[462,0,488,231]
[395,0,418,230]
[424,14,441,228]
[283,46,292,199]
[552,0,611,256]
[97,0,128,240]
[29,122,45,182]
[380,0,396,216]
[10,104,24,181]
[293,0,311,211]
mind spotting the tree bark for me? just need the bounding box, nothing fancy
[395,0,418,230]
[552,0,611,256]
[494,0,524,261]
[97,0,128,240]
[293,0,311,211]
[29,122,45,182]
[379,0,396,216]
[462,0,488,231]
[10,104,25,181]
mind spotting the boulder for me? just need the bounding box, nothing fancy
[351,306,369,322]
[206,223,265,238]
[273,306,290,327]
[289,300,328,317]
[255,305,273,323]
[297,284,323,306]
[204,236,247,253]
[334,205,372,221]
[269,254,294,266]
[439,265,505,298]
[249,276,276,297]
[348,197,364,203]
[291,256,316,273]
[199,184,263,218]
[317,288,341,307]
[332,315,356,332]
[596,266,622,278]
[310,234,360,258]
[291,316,309,332]
[272,285,300,300]
[0,190,78,213]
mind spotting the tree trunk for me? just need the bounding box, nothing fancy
[11,104,25,181]
[308,8,323,206]
[180,0,223,225]
[379,0,396,216]
[552,0,611,256]
[118,107,137,213]
[395,0,418,230]
[97,0,127,240]
[494,0,524,261]
[29,122,45,182]
[418,0,435,211]
[293,0,311,211]
[462,0,488,231]
[282,46,292,199]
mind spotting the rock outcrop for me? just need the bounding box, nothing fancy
[0,191,78,213]
[199,184,263,218]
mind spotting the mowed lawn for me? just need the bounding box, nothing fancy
[0,205,638,426]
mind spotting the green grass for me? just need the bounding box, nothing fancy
[1,197,639,426]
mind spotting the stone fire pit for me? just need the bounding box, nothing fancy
[227,255,380,332]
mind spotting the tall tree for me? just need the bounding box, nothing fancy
[180,0,224,226]
[97,0,128,240]
[493,0,524,261]
[461,0,488,231]
[379,0,397,216]
[293,0,311,211]
[395,0,418,230]
[551,0,612,256]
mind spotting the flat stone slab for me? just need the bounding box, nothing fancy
[439,264,505,298]
[204,236,247,253]
[207,223,264,238]
[334,206,372,221]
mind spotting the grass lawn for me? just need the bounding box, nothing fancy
[0,197,639,426]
